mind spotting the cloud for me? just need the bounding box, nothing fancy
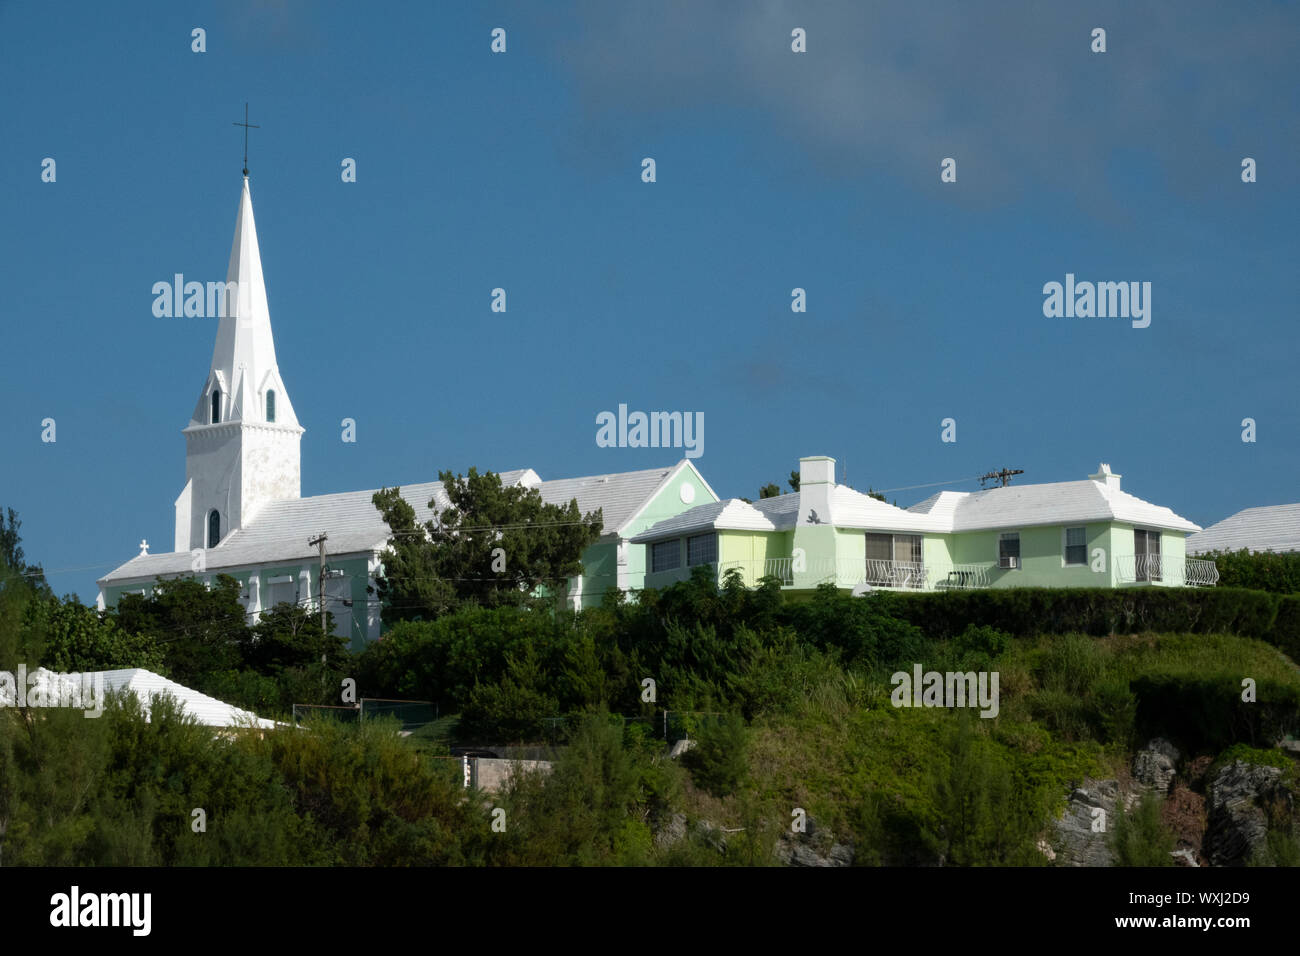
[546,0,1298,211]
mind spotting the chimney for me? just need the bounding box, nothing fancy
[798,456,836,526]
[1089,462,1121,492]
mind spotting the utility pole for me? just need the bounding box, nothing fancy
[308,532,329,691]
[978,467,1025,489]
[308,532,328,635]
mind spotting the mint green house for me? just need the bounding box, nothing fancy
[631,456,1217,595]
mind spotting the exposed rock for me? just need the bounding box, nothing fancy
[1132,738,1180,794]
[772,815,853,867]
[694,819,728,853]
[1171,849,1199,867]
[669,738,696,759]
[1203,760,1292,866]
[1050,779,1120,866]
[654,812,687,850]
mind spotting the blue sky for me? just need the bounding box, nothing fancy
[2,1,1297,602]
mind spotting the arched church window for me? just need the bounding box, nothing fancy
[211,390,221,424]
[208,510,221,547]
[266,389,276,423]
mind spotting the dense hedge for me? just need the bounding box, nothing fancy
[1202,549,1300,594]
[872,587,1288,648]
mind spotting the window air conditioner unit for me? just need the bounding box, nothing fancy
[1000,556,1018,569]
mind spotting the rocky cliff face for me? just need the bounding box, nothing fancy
[1046,740,1296,867]
[1203,760,1294,866]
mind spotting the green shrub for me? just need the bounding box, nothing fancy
[1110,792,1176,866]
[1205,549,1300,594]
[1090,678,1138,748]
[683,713,750,798]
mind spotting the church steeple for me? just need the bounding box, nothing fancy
[175,175,304,552]
[189,175,299,429]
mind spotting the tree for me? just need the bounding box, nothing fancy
[0,508,52,670]
[112,576,247,685]
[788,471,800,492]
[242,602,347,674]
[25,596,163,672]
[372,468,603,624]
[0,508,50,598]
[758,483,781,499]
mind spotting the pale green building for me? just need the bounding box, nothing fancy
[631,456,1217,595]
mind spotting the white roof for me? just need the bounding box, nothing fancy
[101,463,702,585]
[635,472,1199,542]
[907,480,1200,533]
[1187,503,1300,554]
[633,486,946,542]
[630,499,782,541]
[534,462,711,534]
[100,471,530,584]
[3,668,275,729]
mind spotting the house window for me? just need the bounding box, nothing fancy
[1064,527,1087,566]
[207,510,221,547]
[865,533,892,562]
[211,390,221,424]
[266,389,276,423]
[687,532,717,567]
[1134,529,1162,582]
[651,539,681,573]
[998,532,1020,569]
[865,533,924,587]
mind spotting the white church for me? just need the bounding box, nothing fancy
[98,174,717,649]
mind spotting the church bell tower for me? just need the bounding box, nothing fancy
[174,174,304,552]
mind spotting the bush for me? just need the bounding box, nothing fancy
[876,587,1289,655]
[683,713,750,798]
[1205,549,1300,594]
[1110,792,1176,866]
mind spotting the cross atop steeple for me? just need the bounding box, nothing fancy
[233,103,259,177]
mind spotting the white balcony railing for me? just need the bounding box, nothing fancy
[1114,554,1219,587]
[864,559,929,589]
[931,564,993,590]
[717,558,795,586]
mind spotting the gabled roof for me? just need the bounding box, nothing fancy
[630,499,782,542]
[632,485,948,542]
[99,471,529,584]
[830,486,949,532]
[634,472,1200,542]
[97,668,276,728]
[535,464,690,535]
[4,668,275,729]
[1186,503,1300,554]
[907,480,1200,533]
[100,463,700,586]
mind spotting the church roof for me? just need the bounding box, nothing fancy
[100,464,698,585]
